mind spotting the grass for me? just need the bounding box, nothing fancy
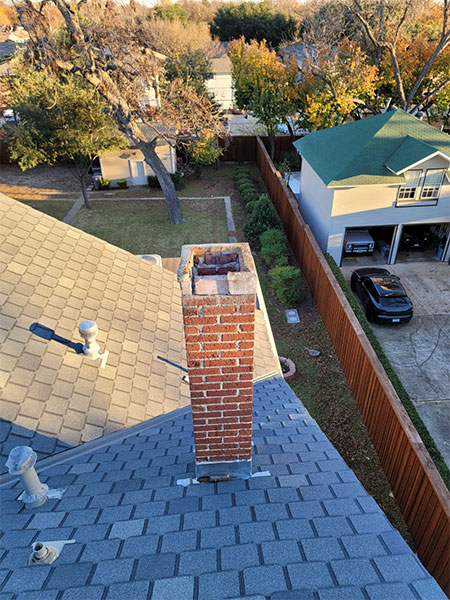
[326,254,450,489]
[72,197,229,257]
[19,200,74,221]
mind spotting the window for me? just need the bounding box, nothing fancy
[397,170,421,200]
[421,169,445,199]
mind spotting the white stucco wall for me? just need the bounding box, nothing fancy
[298,159,334,252]
[327,155,450,263]
[100,143,176,186]
[206,73,234,109]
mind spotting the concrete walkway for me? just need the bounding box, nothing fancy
[62,195,84,224]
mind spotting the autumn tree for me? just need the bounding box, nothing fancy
[210,0,298,49]
[153,1,189,22]
[339,0,450,112]
[14,0,226,224]
[5,65,124,208]
[141,18,221,58]
[164,50,212,96]
[229,38,300,157]
[0,1,17,27]
[299,39,378,129]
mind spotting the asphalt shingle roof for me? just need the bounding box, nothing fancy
[0,193,279,469]
[0,377,445,599]
[293,109,450,187]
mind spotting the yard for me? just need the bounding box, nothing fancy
[19,199,74,221]
[72,197,229,257]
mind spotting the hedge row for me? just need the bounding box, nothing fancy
[325,253,449,488]
[235,166,300,307]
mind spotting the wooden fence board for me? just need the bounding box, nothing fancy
[255,136,450,595]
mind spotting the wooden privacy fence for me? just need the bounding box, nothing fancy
[255,137,450,595]
[220,135,304,163]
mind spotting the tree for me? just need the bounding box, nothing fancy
[185,137,223,178]
[210,0,298,49]
[5,65,124,208]
[0,1,17,27]
[164,50,212,96]
[153,1,189,22]
[229,38,300,157]
[339,0,450,112]
[14,0,226,224]
[141,18,221,58]
[299,39,378,128]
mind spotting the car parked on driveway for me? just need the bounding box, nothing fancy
[350,268,413,323]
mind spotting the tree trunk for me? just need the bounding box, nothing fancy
[80,174,91,209]
[137,140,184,224]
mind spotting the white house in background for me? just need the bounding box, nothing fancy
[206,45,234,110]
[99,140,176,186]
[293,109,450,266]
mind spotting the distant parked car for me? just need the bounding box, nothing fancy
[401,226,433,250]
[350,268,413,323]
[344,230,375,255]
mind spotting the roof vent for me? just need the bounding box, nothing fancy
[79,320,109,368]
[139,254,162,267]
[6,446,49,507]
[28,540,75,565]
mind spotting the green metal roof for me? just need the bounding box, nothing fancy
[293,109,450,187]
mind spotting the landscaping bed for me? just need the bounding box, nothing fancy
[71,197,229,257]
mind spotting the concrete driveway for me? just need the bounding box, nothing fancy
[341,261,450,467]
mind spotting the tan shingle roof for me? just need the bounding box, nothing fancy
[0,194,280,468]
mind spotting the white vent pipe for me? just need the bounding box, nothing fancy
[6,446,49,507]
[79,320,108,368]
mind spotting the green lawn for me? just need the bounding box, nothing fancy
[20,200,74,221]
[72,198,229,257]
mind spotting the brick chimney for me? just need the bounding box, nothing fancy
[178,243,257,479]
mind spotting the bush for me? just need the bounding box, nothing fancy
[147,172,183,189]
[117,179,128,189]
[243,194,281,246]
[260,229,287,266]
[99,178,110,190]
[235,166,251,177]
[238,182,256,195]
[269,265,301,306]
[325,253,450,488]
[241,191,259,206]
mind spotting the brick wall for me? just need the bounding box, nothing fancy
[178,244,257,477]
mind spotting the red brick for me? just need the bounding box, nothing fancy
[240,304,255,313]
[222,366,252,374]
[197,267,216,276]
[202,342,237,352]
[219,295,254,304]
[189,367,221,376]
[189,376,204,384]
[239,342,254,350]
[185,334,219,343]
[182,296,218,306]
[221,350,253,359]
[187,360,202,369]
[185,316,218,326]
[220,315,253,324]
[203,305,238,316]
[203,325,237,334]
[190,382,222,391]
[188,350,221,361]
[222,333,254,342]
[239,373,253,381]
[239,324,255,332]
[186,343,201,352]
[204,359,237,368]
[222,381,252,390]
[205,374,238,383]
[206,388,237,397]
[239,357,253,365]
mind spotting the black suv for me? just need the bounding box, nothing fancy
[350,268,413,323]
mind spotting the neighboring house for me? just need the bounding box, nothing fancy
[206,43,234,110]
[293,109,450,266]
[99,140,177,186]
[0,192,446,599]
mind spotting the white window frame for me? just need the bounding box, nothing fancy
[396,170,421,204]
[420,168,445,200]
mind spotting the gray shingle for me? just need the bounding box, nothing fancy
[98,505,132,523]
[340,534,386,558]
[178,549,217,576]
[298,485,334,501]
[373,555,427,582]
[275,519,314,540]
[202,494,233,510]
[301,537,345,562]
[288,563,334,590]
[15,592,59,600]
[254,503,288,521]
[365,582,416,599]
[135,554,176,580]
[239,522,276,544]
[89,493,122,508]
[200,525,235,548]
[331,483,365,498]
[244,565,287,596]
[330,559,380,586]
[151,576,194,600]
[134,501,167,519]
[221,543,260,571]
[349,514,391,534]
[288,501,325,519]
[47,563,92,590]
[318,587,365,600]
[73,524,109,542]
[272,592,315,600]
[323,498,362,516]
[266,488,300,503]
[234,490,266,506]
[144,515,180,534]
[219,505,252,526]
[109,519,145,539]
[261,540,301,565]
[183,510,216,530]
[411,578,447,599]
[277,475,308,488]
[105,581,150,599]
[160,530,198,553]
[0,530,36,549]
[2,566,52,593]
[198,570,241,599]
[313,517,353,537]
[80,539,121,562]
[120,534,159,558]
[168,497,199,514]
[91,558,134,585]
[379,531,411,554]
[64,509,100,527]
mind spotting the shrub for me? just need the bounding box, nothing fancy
[245,199,260,214]
[260,229,287,266]
[99,178,110,190]
[117,179,128,189]
[241,191,259,206]
[235,166,251,177]
[269,265,301,305]
[148,175,159,188]
[243,194,281,246]
[238,182,256,195]
[147,172,183,189]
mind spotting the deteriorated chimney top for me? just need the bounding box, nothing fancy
[177,243,257,297]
